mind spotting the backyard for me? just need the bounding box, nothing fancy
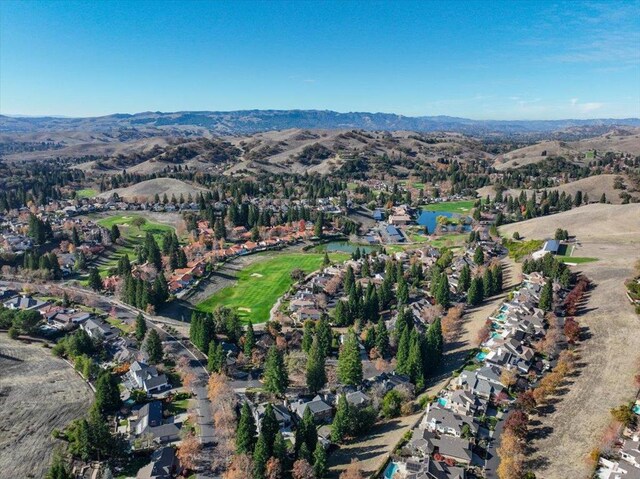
[196,251,348,323]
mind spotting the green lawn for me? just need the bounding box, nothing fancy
[422,200,476,214]
[106,317,133,334]
[76,188,98,199]
[504,239,544,262]
[196,252,348,323]
[555,256,598,264]
[92,214,174,277]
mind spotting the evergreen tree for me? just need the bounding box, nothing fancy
[109,224,120,243]
[273,431,288,466]
[435,274,450,309]
[236,402,257,454]
[144,329,163,364]
[337,329,362,386]
[244,321,255,357]
[94,371,121,415]
[135,313,147,342]
[375,320,390,358]
[313,442,328,478]
[473,246,485,265]
[46,452,73,479]
[253,433,269,479]
[426,318,443,371]
[407,329,425,389]
[260,404,278,450]
[264,346,289,395]
[459,264,471,292]
[331,394,351,443]
[316,317,332,358]
[395,327,411,375]
[483,268,493,297]
[322,251,330,266]
[207,341,225,373]
[306,337,327,395]
[467,277,483,306]
[88,268,102,291]
[539,279,553,312]
[302,320,315,353]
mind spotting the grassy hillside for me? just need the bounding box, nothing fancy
[196,252,348,323]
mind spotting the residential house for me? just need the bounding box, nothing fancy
[82,318,119,341]
[291,397,333,423]
[136,446,176,479]
[129,361,170,394]
[422,407,477,438]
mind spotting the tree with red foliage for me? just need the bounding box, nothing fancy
[564,317,581,343]
[515,390,537,413]
[505,410,529,439]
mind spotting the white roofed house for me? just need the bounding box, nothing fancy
[81,318,119,341]
[128,361,170,395]
[421,406,478,438]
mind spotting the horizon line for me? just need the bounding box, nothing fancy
[1,109,639,123]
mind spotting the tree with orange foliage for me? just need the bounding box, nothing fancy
[441,305,463,342]
[292,459,314,479]
[265,457,282,479]
[339,460,365,479]
[224,454,254,479]
[177,434,201,471]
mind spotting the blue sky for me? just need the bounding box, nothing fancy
[1,0,639,119]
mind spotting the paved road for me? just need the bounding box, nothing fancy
[0,279,216,475]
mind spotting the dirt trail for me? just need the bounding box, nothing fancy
[0,335,93,478]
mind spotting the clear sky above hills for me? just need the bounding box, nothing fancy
[1,0,639,119]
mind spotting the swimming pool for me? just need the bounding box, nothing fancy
[438,397,448,407]
[476,351,488,361]
[384,462,399,479]
[495,312,507,322]
[633,404,640,415]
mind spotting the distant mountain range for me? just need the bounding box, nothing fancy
[1,110,639,135]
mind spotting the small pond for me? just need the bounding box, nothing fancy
[417,210,471,234]
[320,241,379,254]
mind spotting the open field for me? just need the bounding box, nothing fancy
[500,203,640,479]
[422,200,475,214]
[75,188,98,198]
[477,174,632,205]
[555,255,598,264]
[196,252,348,323]
[98,177,208,201]
[0,335,93,478]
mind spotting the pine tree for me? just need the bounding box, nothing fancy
[375,320,390,358]
[395,327,411,375]
[322,251,330,266]
[407,330,425,389]
[316,317,332,358]
[273,431,288,465]
[467,277,483,306]
[253,433,269,479]
[459,264,471,292]
[539,279,553,312]
[144,329,163,364]
[94,371,121,415]
[473,246,484,265]
[337,329,362,386]
[46,451,73,479]
[302,320,315,353]
[331,394,351,443]
[483,268,493,297]
[426,318,443,372]
[264,346,289,395]
[135,313,147,342]
[435,274,450,309]
[244,322,255,357]
[236,402,257,454]
[306,337,327,395]
[88,268,102,291]
[260,404,278,451]
[313,442,328,478]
